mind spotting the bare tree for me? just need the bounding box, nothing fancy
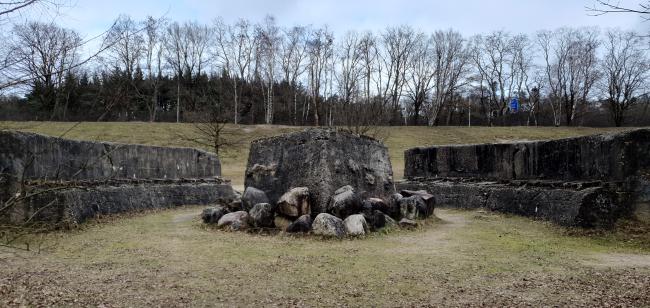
[537,28,600,126]
[143,16,166,122]
[213,18,255,125]
[181,106,238,155]
[405,32,434,125]
[429,30,471,126]
[378,25,417,124]
[335,31,363,126]
[588,1,650,19]
[280,25,308,124]
[164,21,211,122]
[8,21,81,120]
[0,0,66,25]
[255,15,280,124]
[306,26,334,126]
[601,29,649,126]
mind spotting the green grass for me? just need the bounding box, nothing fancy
[0,122,647,306]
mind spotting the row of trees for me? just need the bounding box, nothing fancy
[1,14,649,126]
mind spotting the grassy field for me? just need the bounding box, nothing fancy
[0,122,648,306]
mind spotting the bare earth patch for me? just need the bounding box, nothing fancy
[586,253,650,268]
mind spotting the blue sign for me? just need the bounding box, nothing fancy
[510,98,519,113]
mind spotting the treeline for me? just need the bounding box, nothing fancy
[0,15,649,126]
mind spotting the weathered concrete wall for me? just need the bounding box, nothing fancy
[397,179,627,228]
[404,129,650,181]
[0,130,220,181]
[15,179,236,225]
[245,129,395,214]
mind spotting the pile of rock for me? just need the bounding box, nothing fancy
[202,128,438,237]
[202,185,436,238]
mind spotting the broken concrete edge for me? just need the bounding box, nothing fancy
[10,180,237,226]
[403,128,650,181]
[247,128,387,149]
[0,130,221,181]
[405,128,640,150]
[3,130,217,156]
[396,178,643,228]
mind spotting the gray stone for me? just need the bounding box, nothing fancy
[401,190,435,218]
[329,185,362,218]
[312,213,346,238]
[286,214,312,233]
[399,218,417,228]
[399,196,422,220]
[217,211,250,231]
[277,187,311,218]
[244,129,395,214]
[242,187,269,211]
[384,214,398,229]
[360,200,387,230]
[385,193,404,219]
[344,214,369,236]
[249,203,276,228]
[201,206,229,224]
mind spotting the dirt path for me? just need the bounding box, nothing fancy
[171,211,199,224]
[587,253,650,268]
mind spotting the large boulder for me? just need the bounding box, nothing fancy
[401,190,435,218]
[277,187,311,218]
[217,211,250,231]
[312,213,346,238]
[399,196,422,220]
[242,187,269,211]
[360,199,388,230]
[244,129,395,214]
[201,206,229,224]
[344,214,369,236]
[329,185,362,218]
[249,203,276,228]
[286,214,312,233]
[385,193,404,219]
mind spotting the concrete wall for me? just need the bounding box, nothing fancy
[16,180,236,225]
[245,129,395,213]
[397,180,626,228]
[404,129,650,181]
[0,131,220,181]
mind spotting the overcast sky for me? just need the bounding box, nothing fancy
[53,0,647,38]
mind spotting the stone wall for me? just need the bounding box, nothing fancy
[404,129,650,181]
[0,131,220,181]
[0,130,232,225]
[15,179,236,225]
[397,179,628,228]
[245,129,395,214]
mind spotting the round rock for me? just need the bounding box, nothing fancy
[217,211,250,231]
[286,214,312,233]
[312,213,346,238]
[249,203,276,228]
[343,214,370,236]
[242,187,269,211]
[201,206,229,224]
